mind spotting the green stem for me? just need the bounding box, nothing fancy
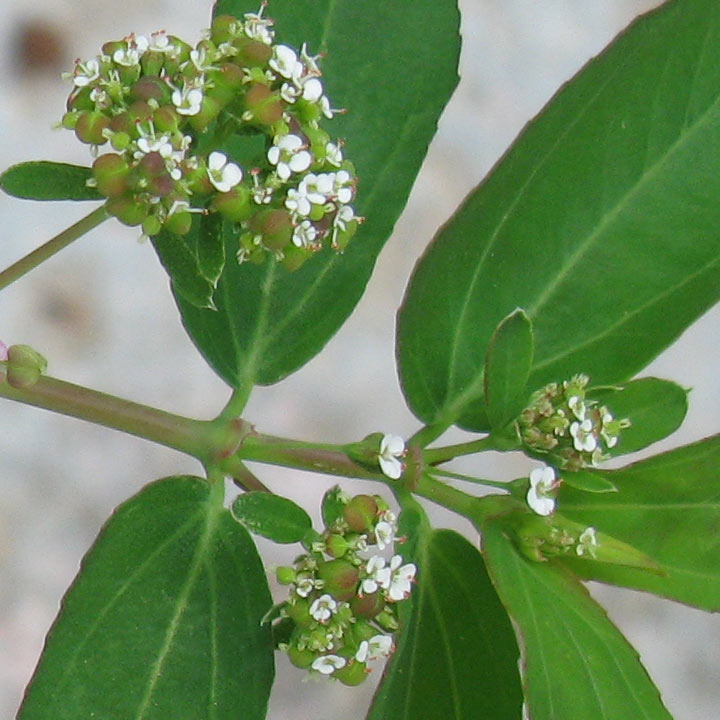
[423,435,499,465]
[430,467,509,490]
[0,373,213,457]
[0,206,108,292]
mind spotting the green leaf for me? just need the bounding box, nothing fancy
[557,435,720,611]
[152,226,216,310]
[174,0,460,388]
[397,0,720,432]
[561,468,617,493]
[19,476,274,720]
[368,520,523,720]
[481,520,671,720]
[589,377,688,456]
[321,485,347,528]
[484,308,533,432]
[0,161,102,201]
[231,491,313,543]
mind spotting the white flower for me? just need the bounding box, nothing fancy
[135,135,174,160]
[570,419,598,453]
[268,134,313,181]
[355,634,394,663]
[568,395,586,421]
[71,58,100,87]
[279,82,301,104]
[325,142,343,167]
[300,43,322,76]
[244,7,275,44]
[269,44,303,80]
[311,654,346,675]
[361,555,391,595]
[332,170,354,203]
[207,152,243,192]
[294,573,315,598]
[292,220,317,248]
[526,465,559,516]
[149,31,172,53]
[285,187,311,217]
[113,45,142,67]
[309,593,337,623]
[374,520,395,550]
[576,526,599,557]
[299,172,334,204]
[302,77,324,103]
[387,555,416,601]
[378,434,405,479]
[172,85,204,116]
[190,47,214,72]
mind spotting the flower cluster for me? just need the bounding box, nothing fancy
[61,6,360,268]
[515,512,600,563]
[276,491,416,685]
[517,374,630,470]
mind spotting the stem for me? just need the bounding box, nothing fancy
[430,467,509,490]
[412,473,480,517]
[423,435,499,465]
[0,374,213,459]
[0,206,108,291]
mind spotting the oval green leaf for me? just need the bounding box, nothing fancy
[561,468,617,493]
[482,520,671,720]
[18,476,274,720]
[172,0,461,388]
[589,377,688,456]
[232,491,312,543]
[484,308,534,432]
[558,434,720,611]
[368,520,523,720]
[397,0,720,431]
[0,161,102,201]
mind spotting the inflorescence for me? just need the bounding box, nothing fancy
[517,374,630,471]
[61,6,360,269]
[275,489,416,685]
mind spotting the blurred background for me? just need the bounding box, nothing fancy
[1,1,718,718]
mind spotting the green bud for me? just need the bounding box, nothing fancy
[188,95,223,132]
[233,37,273,67]
[211,15,241,44]
[109,132,131,152]
[350,590,385,620]
[142,215,163,238]
[287,643,315,669]
[244,83,285,125]
[324,533,349,559]
[92,153,130,198]
[74,111,110,145]
[343,494,379,533]
[163,209,193,236]
[66,87,94,112]
[285,598,313,628]
[316,560,359,602]
[276,566,297,585]
[374,607,400,633]
[61,111,80,130]
[250,209,293,251]
[128,100,154,125]
[334,660,368,686]
[153,106,180,134]
[106,196,149,227]
[109,112,134,136]
[294,97,321,125]
[130,76,170,104]
[212,186,253,222]
[6,345,48,389]
[141,50,165,76]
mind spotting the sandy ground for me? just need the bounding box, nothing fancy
[0,1,718,718]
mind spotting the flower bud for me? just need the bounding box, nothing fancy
[244,83,284,125]
[153,106,180,134]
[163,209,193,235]
[188,95,223,132]
[210,15,240,45]
[233,37,273,67]
[287,643,315,669]
[92,153,130,198]
[105,196,149,227]
[350,590,385,619]
[316,560,359,602]
[374,608,400,633]
[6,344,48,389]
[141,50,165,76]
[324,533,349,559]
[249,209,293,251]
[285,598,313,628]
[276,566,297,585]
[334,660,368,686]
[212,186,254,222]
[130,76,170,104]
[281,245,313,272]
[128,100,154,125]
[74,111,110,145]
[343,494,379,533]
